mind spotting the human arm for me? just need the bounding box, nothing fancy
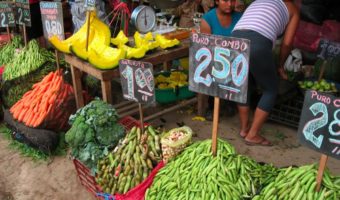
[278,1,300,79]
[200,19,212,34]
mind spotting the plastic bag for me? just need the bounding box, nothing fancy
[161,126,192,163]
[293,20,322,52]
[284,49,303,72]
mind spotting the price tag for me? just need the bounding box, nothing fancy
[85,0,96,10]
[0,2,15,27]
[316,39,340,60]
[189,33,250,103]
[297,90,340,160]
[15,0,30,26]
[40,1,64,40]
[119,59,155,104]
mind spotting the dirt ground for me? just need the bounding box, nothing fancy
[0,105,339,200]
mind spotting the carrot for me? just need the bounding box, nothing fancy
[23,109,33,124]
[17,108,28,122]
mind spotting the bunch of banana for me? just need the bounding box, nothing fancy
[155,71,189,89]
[49,12,125,69]
[146,139,278,200]
[252,165,340,200]
[96,126,162,194]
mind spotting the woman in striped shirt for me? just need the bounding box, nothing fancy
[231,0,300,146]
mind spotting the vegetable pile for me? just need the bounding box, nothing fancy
[0,36,23,66]
[146,139,340,200]
[155,71,188,89]
[66,99,125,173]
[10,69,74,130]
[298,79,338,92]
[96,125,162,194]
[2,39,55,81]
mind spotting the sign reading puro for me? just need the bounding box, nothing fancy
[297,90,340,160]
[189,33,250,103]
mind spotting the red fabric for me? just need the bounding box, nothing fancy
[114,161,165,200]
[321,20,340,42]
[29,0,39,4]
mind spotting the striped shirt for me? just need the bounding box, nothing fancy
[233,0,289,44]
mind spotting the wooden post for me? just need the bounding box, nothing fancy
[70,65,85,108]
[23,25,27,46]
[318,61,327,82]
[55,50,60,69]
[316,154,328,192]
[212,97,220,156]
[139,103,144,134]
[85,11,91,51]
[6,27,11,42]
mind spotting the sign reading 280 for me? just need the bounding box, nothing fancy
[189,33,250,103]
[298,90,340,160]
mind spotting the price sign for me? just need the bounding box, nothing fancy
[317,39,340,60]
[40,1,64,40]
[297,90,340,160]
[189,33,250,103]
[0,2,15,27]
[119,59,155,104]
[15,0,30,26]
[85,0,96,10]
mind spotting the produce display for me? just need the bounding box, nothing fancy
[66,99,125,173]
[298,79,338,92]
[2,62,56,108]
[155,71,188,89]
[2,40,55,81]
[155,34,180,49]
[0,36,23,66]
[253,165,340,199]
[96,126,162,194]
[161,126,192,163]
[9,69,74,129]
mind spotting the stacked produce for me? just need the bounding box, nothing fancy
[253,165,340,199]
[298,79,338,92]
[96,125,162,194]
[161,126,192,163]
[146,139,278,200]
[49,12,125,70]
[2,39,55,81]
[0,36,23,66]
[2,62,56,108]
[66,99,125,173]
[155,71,188,89]
[9,69,74,130]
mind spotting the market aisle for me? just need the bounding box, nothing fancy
[0,136,95,200]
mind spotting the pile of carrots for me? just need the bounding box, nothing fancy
[10,69,74,129]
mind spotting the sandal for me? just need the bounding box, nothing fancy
[239,131,247,138]
[245,136,273,146]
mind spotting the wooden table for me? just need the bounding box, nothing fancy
[64,39,190,109]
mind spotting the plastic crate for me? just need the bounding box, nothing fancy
[268,96,304,128]
[73,116,146,199]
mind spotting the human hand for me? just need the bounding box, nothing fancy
[278,67,288,80]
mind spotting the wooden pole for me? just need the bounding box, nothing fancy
[6,26,11,42]
[316,154,328,192]
[139,103,144,133]
[55,50,60,69]
[318,60,327,82]
[23,25,27,46]
[211,97,220,156]
[85,11,91,51]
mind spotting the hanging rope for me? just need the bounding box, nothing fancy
[105,0,131,35]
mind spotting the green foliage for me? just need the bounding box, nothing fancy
[0,123,68,162]
[66,99,125,173]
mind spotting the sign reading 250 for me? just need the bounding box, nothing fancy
[189,33,250,103]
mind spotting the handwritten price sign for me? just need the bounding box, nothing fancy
[119,59,155,104]
[0,2,15,27]
[189,33,250,103]
[298,90,340,159]
[15,0,31,26]
[317,39,340,60]
[40,1,64,40]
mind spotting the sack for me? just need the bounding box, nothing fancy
[284,49,303,72]
[161,126,192,163]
